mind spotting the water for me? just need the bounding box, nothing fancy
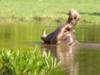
[0,22,100,75]
[0,21,100,48]
[77,48,100,75]
[77,43,100,75]
[41,43,100,75]
[0,21,59,48]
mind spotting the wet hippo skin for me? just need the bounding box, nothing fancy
[41,9,80,44]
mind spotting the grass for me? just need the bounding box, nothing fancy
[0,46,65,75]
[0,0,100,22]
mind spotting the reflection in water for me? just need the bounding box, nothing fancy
[41,43,79,75]
[57,43,79,75]
[41,44,58,59]
[41,43,100,75]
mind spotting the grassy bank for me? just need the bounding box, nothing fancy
[0,46,65,75]
[0,0,100,22]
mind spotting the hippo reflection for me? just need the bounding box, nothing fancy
[57,24,79,75]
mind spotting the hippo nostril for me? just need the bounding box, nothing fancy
[64,28,71,33]
[67,28,71,31]
[65,27,71,31]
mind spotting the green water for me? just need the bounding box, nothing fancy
[0,21,100,75]
[0,20,60,48]
[0,21,100,48]
[41,45,100,75]
[77,48,100,75]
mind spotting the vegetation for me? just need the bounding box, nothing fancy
[0,46,65,75]
[0,0,100,22]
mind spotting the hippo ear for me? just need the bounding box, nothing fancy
[68,11,71,16]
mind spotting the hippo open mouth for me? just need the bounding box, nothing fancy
[41,9,80,44]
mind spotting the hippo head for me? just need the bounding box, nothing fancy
[67,9,80,27]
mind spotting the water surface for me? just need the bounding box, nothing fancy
[0,22,100,75]
[41,43,100,75]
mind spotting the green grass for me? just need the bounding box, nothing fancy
[0,0,100,22]
[0,46,65,75]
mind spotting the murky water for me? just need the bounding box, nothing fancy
[0,23,100,75]
[41,43,100,75]
[77,48,100,75]
[0,22,100,48]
